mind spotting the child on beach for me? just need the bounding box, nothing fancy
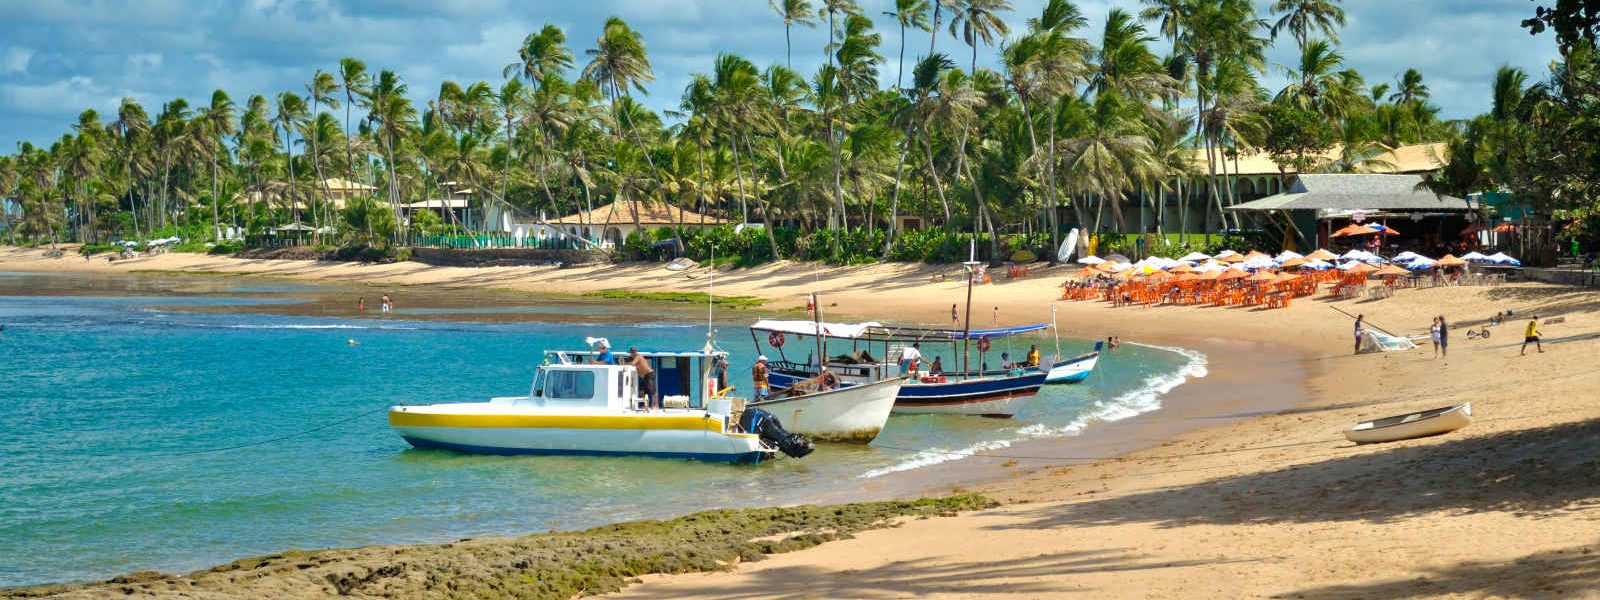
[1430,317,1442,357]
[1438,316,1449,358]
[1522,317,1543,355]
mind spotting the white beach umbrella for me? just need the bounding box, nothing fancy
[1242,256,1277,270]
[1178,251,1211,262]
[1339,249,1367,261]
[1214,249,1240,259]
[1303,259,1334,270]
[1274,250,1304,262]
[1486,252,1522,266]
[1077,255,1106,265]
[1404,256,1437,270]
[1105,252,1132,264]
[1461,251,1490,262]
[1108,262,1134,272]
[1392,251,1423,262]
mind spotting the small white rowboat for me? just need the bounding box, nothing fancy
[748,376,903,443]
[1346,402,1472,444]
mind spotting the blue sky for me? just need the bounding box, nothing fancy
[0,0,1561,150]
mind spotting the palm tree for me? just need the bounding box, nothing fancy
[1389,68,1430,105]
[367,70,416,243]
[505,24,575,85]
[769,0,818,69]
[307,71,340,235]
[946,0,1013,74]
[884,0,931,89]
[584,16,658,237]
[1269,0,1345,51]
[274,92,309,225]
[1059,91,1159,233]
[198,90,238,241]
[337,58,369,185]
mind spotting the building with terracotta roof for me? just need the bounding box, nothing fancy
[546,200,732,247]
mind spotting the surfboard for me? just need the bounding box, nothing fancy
[1058,228,1079,263]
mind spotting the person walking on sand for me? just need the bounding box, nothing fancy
[1522,317,1544,355]
[1353,314,1366,355]
[951,304,958,325]
[1430,317,1442,358]
[1438,315,1449,358]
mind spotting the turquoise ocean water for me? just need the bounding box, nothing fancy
[0,271,1200,587]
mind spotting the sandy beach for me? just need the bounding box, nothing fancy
[5,245,1599,599]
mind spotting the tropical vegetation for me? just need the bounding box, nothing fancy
[1,0,1593,261]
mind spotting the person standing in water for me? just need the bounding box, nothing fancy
[358,297,365,313]
[380,294,392,314]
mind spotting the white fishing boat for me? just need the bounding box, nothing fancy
[749,376,903,443]
[1345,402,1472,444]
[389,349,813,463]
[1041,344,1102,384]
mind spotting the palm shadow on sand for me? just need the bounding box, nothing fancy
[992,417,1600,533]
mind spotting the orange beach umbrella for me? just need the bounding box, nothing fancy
[1436,254,1467,267]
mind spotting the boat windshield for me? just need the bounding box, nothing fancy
[545,370,596,400]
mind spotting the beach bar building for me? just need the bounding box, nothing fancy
[1226,173,1476,254]
[542,201,731,248]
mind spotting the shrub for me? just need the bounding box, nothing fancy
[391,247,413,262]
[207,242,241,256]
[78,244,121,256]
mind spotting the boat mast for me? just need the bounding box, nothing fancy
[1051,303,1062,359]
[812,291,826,374]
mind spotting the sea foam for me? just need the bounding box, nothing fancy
[859,343,1208,479]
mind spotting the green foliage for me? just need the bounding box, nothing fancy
[1258,103,1333,173]
[584,289,764,309]
[407,208,444,237]
[207,241,241,255]
[392,246,413,261]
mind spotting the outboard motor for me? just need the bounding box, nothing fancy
[739,408,814,458]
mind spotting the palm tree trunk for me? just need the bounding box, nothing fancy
[897,22,907,89]
[920,137,952,225]
[881,120,916,259]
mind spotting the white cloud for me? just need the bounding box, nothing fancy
[127,52,164,70]
[2,47,33,74]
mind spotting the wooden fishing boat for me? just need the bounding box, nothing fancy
[1345,402,1472,444]
[749,376,903,442]
[750,319,1053,419]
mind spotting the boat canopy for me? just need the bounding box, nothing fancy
[752,320,1049,341]
[750,320,883,339]
[549,349,728,363]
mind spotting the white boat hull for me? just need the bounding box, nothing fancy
[749,377,903,442]
[390,403,770,463]
[1346,402,1472,444]
[1043,352,1099,384]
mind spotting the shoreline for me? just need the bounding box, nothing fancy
[6,245,1600,598]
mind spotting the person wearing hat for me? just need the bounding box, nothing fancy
[752,355,771,400]
[593,340,615,365]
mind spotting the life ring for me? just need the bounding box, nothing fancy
[976,338,991,352]
[768,331,786,348]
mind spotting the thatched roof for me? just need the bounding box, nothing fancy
[1227,174,1472,212]
[551,201,730,226]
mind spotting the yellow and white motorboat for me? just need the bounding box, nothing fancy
[389,349,812,463]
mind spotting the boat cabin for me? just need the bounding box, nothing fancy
[543,349,730,410]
